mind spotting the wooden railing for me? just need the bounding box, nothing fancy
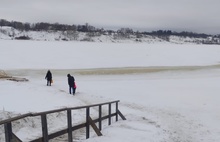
[0,100,126,142]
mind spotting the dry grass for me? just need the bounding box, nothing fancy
[0,70,28,82]
[0,70,9,78]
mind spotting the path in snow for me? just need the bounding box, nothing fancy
[1,65,220,142]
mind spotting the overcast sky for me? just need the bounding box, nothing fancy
[0,0,220,34]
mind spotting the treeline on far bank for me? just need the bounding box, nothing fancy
[0,19,219,39]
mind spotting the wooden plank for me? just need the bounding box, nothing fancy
[41,114,48,142]
[67,109,73,142]
[4,124,22,142]
[108,103,111,125]
[117,110,126,120]
[86,107,90,139]
[33,108,67,116]
[12,133,22,142]
[116,102,118,121]
[0,100,120,124]
[99,105,102,130]
[72,123,86,131]
[30,113,116,142]
[68,100,120,110]
[4,123,12,142]
[1,100,122,142]
[32,123,86,141]
[88,117,102,136]
[32,100,120,116]
[30,138,43,142]
[48,129,67,139]
[0,113,32,125]
[99,113,116,122]
[31,129,67,141]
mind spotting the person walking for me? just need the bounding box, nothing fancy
[67,74,76,95]
[45,70,52,86]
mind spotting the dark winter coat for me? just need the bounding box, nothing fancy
[68,75,75,86]
[45,71,52,81]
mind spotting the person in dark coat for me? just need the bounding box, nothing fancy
[67,74,76,95]
[45,70,52,86]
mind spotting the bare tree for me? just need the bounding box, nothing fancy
[66,30,79,40]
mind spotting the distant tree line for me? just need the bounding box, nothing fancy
[144,30,210,38]
[0,19,99,33]
[0,19,217,39]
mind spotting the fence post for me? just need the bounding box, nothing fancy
[0,100,125,142]
[86,107,90,139]
[116,102,118,121]
[108,103,111,125]
[67,109,73,142]
[4,122,12,142]
[99,105,102,130]
[41,114,48,142]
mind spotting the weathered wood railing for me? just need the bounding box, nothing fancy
[0,100,126,142]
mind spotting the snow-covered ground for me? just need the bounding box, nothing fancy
[0,26,206,44]
[0,40,220,142]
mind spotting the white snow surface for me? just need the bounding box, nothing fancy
[0,39,220,142]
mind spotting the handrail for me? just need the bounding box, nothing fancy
[0,100,120,125]
[0,100,125,142]
[0,113,32,125]
[33,100,120,115]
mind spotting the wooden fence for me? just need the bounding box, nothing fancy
[0,100,126,142]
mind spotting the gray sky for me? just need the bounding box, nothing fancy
[0,0,220,34]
